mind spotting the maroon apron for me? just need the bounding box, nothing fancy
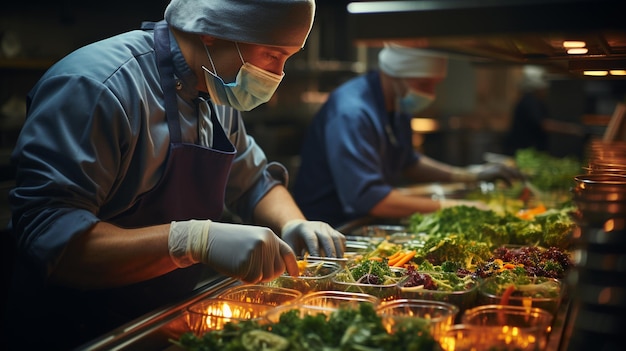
[100,20,237,317]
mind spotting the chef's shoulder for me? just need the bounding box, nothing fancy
[43,30,156,85]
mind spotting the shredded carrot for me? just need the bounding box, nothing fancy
[498,284,517,325]
[503,263,517,270]
[387,251,405,266]
[387,251,403,260]
[500,284,517,306]
[392,250,416,267]
[516,204,547,220]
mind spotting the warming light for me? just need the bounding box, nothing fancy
[203,302,233,330]
[563,41,586,48]
[567,48,588,55]
[411,118,439,133]
[610,70,626,76]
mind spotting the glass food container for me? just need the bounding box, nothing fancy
[331,267,404,302]
[398,271,480,321]
[217,284,302,306]
[186,298,272,336]
[376,298,459,342]
[264,261,341,294]
[298,290,380,309]
[460,304,554,351]
[477,276,563,316]
[262,303,338,323]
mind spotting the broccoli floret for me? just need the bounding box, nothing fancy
[409,206,502,238]
[420,235,491,271]
[349,259,392,283]
[440,261,460,272]
[463,241,492,269]
[417,260,436,271]
[422,235,466,266]
[534,208,576,249]
[475,222,510,247]
[506,221,543,246]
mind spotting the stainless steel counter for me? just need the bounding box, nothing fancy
[77,217,573,351]
[76,276,239,351]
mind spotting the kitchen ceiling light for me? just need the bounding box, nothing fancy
[610,70,626,76]
[567,48,588,55]
[563,41,586,48]
[583,70,609,76]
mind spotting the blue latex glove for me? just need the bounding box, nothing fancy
[281,219,346,258]
[168,220,298,283]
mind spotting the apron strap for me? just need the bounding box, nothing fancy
[154,20,182,143]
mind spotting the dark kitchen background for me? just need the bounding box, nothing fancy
[2,0,625,229]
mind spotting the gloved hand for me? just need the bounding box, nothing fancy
[281,219,346,258]
[439,199,490,211]
[168,220,298,283]
[470,163,524,187]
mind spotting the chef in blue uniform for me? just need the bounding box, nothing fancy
[3,1,344,349]
[294,43,522,228]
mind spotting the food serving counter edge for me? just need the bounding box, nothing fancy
[75,216,573,351]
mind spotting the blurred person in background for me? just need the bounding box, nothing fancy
[3,1,345,350]
[503,65,587,156]
[293,43,523,228]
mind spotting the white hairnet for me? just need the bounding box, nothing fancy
[378,43,448,78]
[165,0,315,48]
[520,65,549,91]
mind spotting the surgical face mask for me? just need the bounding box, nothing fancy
[398,89,435,115]
[202,43,284,111]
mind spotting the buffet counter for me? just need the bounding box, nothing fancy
[76,215,573,351]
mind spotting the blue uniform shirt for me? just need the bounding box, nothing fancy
[293,70,419,227]
[9,26,285,280]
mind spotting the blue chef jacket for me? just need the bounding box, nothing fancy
[9,25,284,281]
[293,70,420,228]
[5,22,286,350]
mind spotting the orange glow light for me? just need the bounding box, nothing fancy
[567,48,588,55]
[583,70,609,76]
[563,41,586,48]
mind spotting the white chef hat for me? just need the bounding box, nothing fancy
[164,0,316,48]
[378,43,448,78]
[520,65,549,91]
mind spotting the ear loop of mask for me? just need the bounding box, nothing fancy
[202,43,218,75]
[203,42,245,75]
[234,42,245,65]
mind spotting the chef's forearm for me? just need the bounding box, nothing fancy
[252,185,306,233]
[369,189,441,218]
[50,221,176,289]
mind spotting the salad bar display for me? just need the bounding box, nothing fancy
[78,148,609,351]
